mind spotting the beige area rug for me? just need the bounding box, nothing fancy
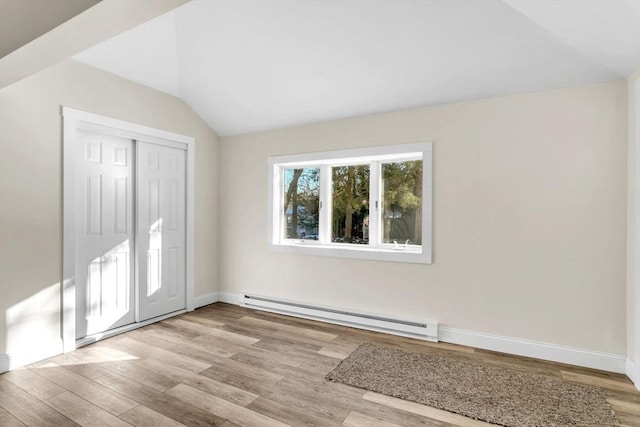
[325,343,618,427]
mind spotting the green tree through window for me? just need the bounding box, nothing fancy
[283,168,319,239]
[382,160,423,245]
[332,165,370,244]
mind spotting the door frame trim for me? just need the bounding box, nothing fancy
[62,107,196,352]
[633,78,640,388]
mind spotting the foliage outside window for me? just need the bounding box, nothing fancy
[382,160,423,245]
[269,143,432,264]
[332,165,370,244]
[283,168,319,240]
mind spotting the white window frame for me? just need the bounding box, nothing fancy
[268,142,432,264]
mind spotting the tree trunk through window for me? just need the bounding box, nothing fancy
[284,169,303,238]
[413,166,422,244]
[344,167,354,240]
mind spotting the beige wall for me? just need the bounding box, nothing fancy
[0,59,220,356]
[220,80,627,354]
[628,69,640,365]
[0,59,629,361]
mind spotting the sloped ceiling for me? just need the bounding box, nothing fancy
[0,0,100,58]
[73,0,640,137]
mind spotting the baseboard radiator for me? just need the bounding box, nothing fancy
[239,294,438,342]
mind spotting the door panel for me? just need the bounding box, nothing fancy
[76,131,135,338]
[137,142,186,321]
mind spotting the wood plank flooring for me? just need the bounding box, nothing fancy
[1,303,638,426]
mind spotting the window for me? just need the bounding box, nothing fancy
[269,142,432,263]
[332,164,370,244]
[283,167,320,240]
[382,160,423,245]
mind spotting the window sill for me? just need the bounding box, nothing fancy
[269,242,432,264]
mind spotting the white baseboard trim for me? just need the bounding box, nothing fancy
[194,292,220,309]
[0,339,64,374]
[0,354,8,373]
[184,291,238,308]
[626,358,640,389]
[218,292,241,304]
[439,327,626,374]
[219,291,626,374]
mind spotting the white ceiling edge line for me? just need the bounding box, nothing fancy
[212,77,623,138]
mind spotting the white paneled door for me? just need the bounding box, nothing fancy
[137,141,187,321]
[76,131,135,338]
[75,132,187,338]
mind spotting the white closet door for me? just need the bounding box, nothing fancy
[137,141,187,321]
[76,131,135,338]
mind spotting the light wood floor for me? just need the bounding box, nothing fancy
[0,303,638,426]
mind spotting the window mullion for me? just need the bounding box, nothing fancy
[369,161,380,248]
[319,164,332,244]
[275,166,283,243]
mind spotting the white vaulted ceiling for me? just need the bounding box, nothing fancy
[73,0,640,136]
